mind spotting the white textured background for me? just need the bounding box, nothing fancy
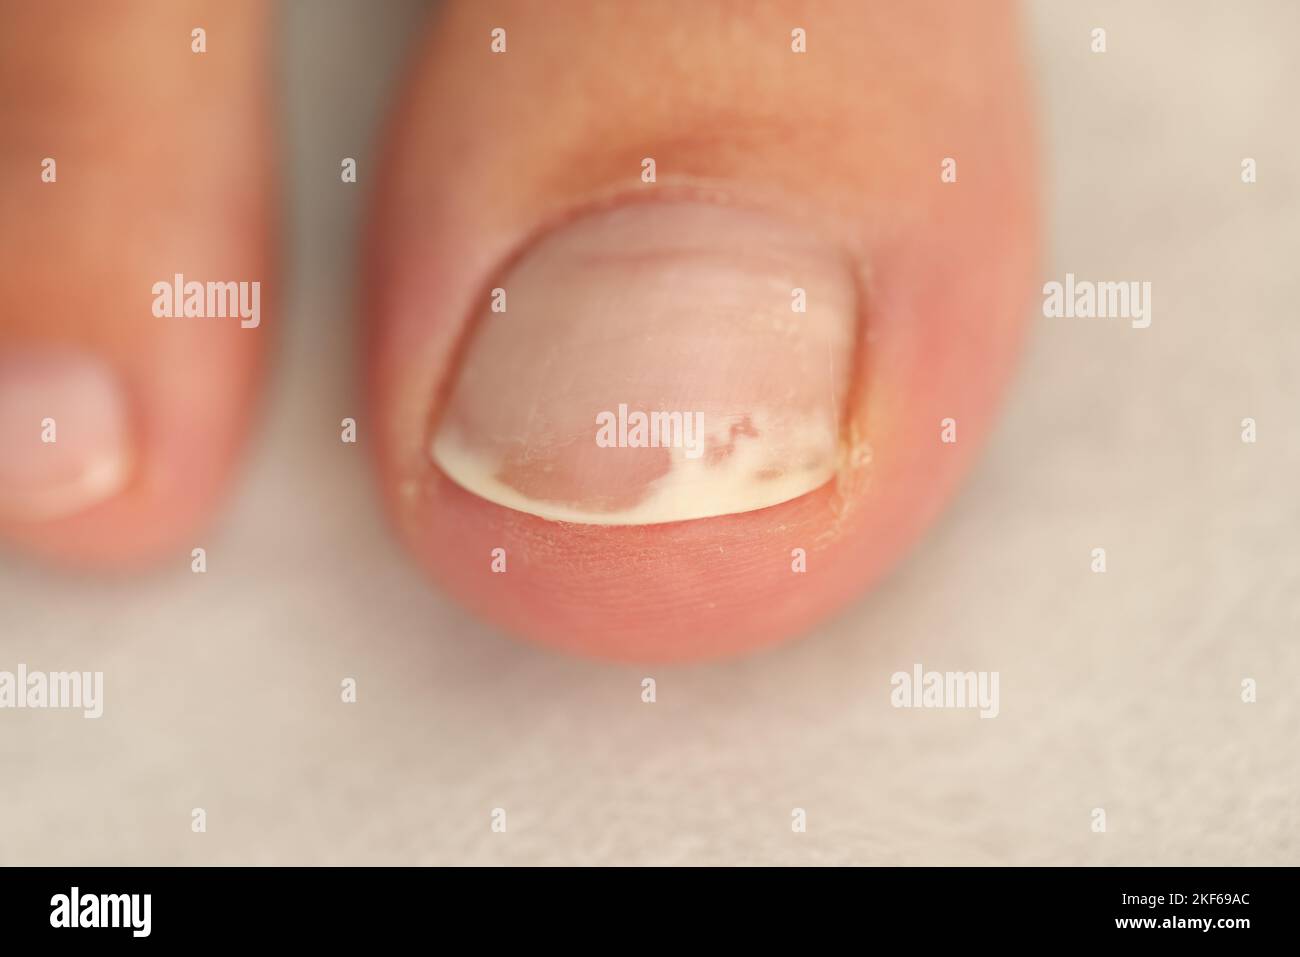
[1,1,1296,865]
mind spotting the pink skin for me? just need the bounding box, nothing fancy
[0,2,1034,663]
[0,2,274,568]
[366,1,1037,660]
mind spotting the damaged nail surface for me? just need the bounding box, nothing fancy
[431,201,858,525]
